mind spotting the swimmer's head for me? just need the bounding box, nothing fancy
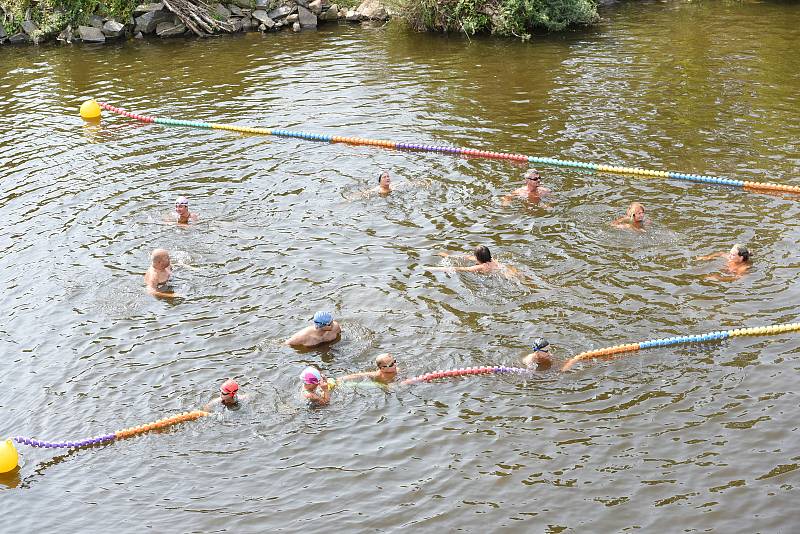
[220,379,239,403]
[474,245,492,264]
[175,196,189,213]
[312,311,333,329]
[531,337,550,353]
[730,244,750,263]
[300,366,322,385]
[375,353,397,374]
[626,202,645,223]
[524,169,541,183]
[378,171,391,189]
[150,248,171,269]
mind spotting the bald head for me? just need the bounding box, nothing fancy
[151,248,171,268]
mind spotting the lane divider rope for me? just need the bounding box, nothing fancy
[93,101,800,195]
[560,322,800,371]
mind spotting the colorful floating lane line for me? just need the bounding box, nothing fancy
[92,100,800,195]
[401,365,534,385]
[11,410,209,450]
[560,322,800,371]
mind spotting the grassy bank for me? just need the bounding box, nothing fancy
[1,0,135,39]
[398,0,599,39]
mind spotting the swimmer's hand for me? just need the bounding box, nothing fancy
[437,251,450,257]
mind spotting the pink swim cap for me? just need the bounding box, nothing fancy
[220,379,239,395]
[300,366,322,385]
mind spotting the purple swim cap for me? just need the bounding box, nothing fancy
[300,366,322,385]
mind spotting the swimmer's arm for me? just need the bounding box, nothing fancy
[611,217,630,228]
[202,398,222,411]
[436,252,478,261]
[285,332,307,346]
[696,252,725,261]
[144,276,177,298]
[337,371,375,382]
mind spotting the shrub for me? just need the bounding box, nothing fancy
[399,0,599,39]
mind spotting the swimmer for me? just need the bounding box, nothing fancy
[300,366,333,405]
[143,248,176,298]
[203,379,246,410]
[611,202,646,232]
[373,171,392,195]
[522,337,553,370]
[285,311,342,347]
[502,169,551,205]
[337,353,399,385]
[428,245,521,278]
[174,196,198,225]
[697,243,751,280]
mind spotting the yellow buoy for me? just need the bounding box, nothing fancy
[80,99,102,120]
[0,439,19,473]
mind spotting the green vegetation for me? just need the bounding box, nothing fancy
[0,0,135,39]
[398,0,599,39]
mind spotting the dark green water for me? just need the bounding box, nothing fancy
[1,1,799,530]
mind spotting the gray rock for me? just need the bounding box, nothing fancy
[215,3,231,19]
[57,24,73,43]
[319,5,338,21]
[134,31,144,39]
[156,20,186,37]
[241,17,255,31]
[355,0,388,20]
[227,17,243,31]
[135,10,172,33]
[89,15,104,28]
[254,0,268,7]
[297,6,317,27]
[295,0,309,7]
[309,0,322,15]
[227,0,253,8]
[102,20,125,38]
[78,25,106,42]
[252,9,270,23]
[228,4,244,17]
[292,21,300,32]
[0,24,6,41]
[268,5,293,19]
[286,13,299,23]
[134,2,164,15]
[9,32,30,44]
[22,20,39,35]
[345,9,359,21]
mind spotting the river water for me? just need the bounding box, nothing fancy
[1,1,799,531]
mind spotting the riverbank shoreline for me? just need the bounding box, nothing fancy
[0,0,389,46]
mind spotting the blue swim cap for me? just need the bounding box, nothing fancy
[532,337,550,352]
[313,311,333,328]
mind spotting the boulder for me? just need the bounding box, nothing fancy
[78,25,106,43]
[319,5,338,21]
[308,0,322,15]
[227,17,244,31]
[355,0,388,20]
[135,10,173,33]
[22,20,39,36]
[268,5,293,19]
[227,0,253,8]
[252,9,270,23]
[292,21,300,32]
[134,3,164,15]
[8,32,30,44]
[228,4,244,17]
[57,25,73,43]
[156,20,186,37]
[0,24,7,42]
[241,17,255,31]
[134,31,144,39]
[254,0,268,6]
[102,20,125,38]
[89,15,104,28]
[297,5,317,27]
[345,9,359,21]
[286,13,299,23]
[215,3,231,19]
